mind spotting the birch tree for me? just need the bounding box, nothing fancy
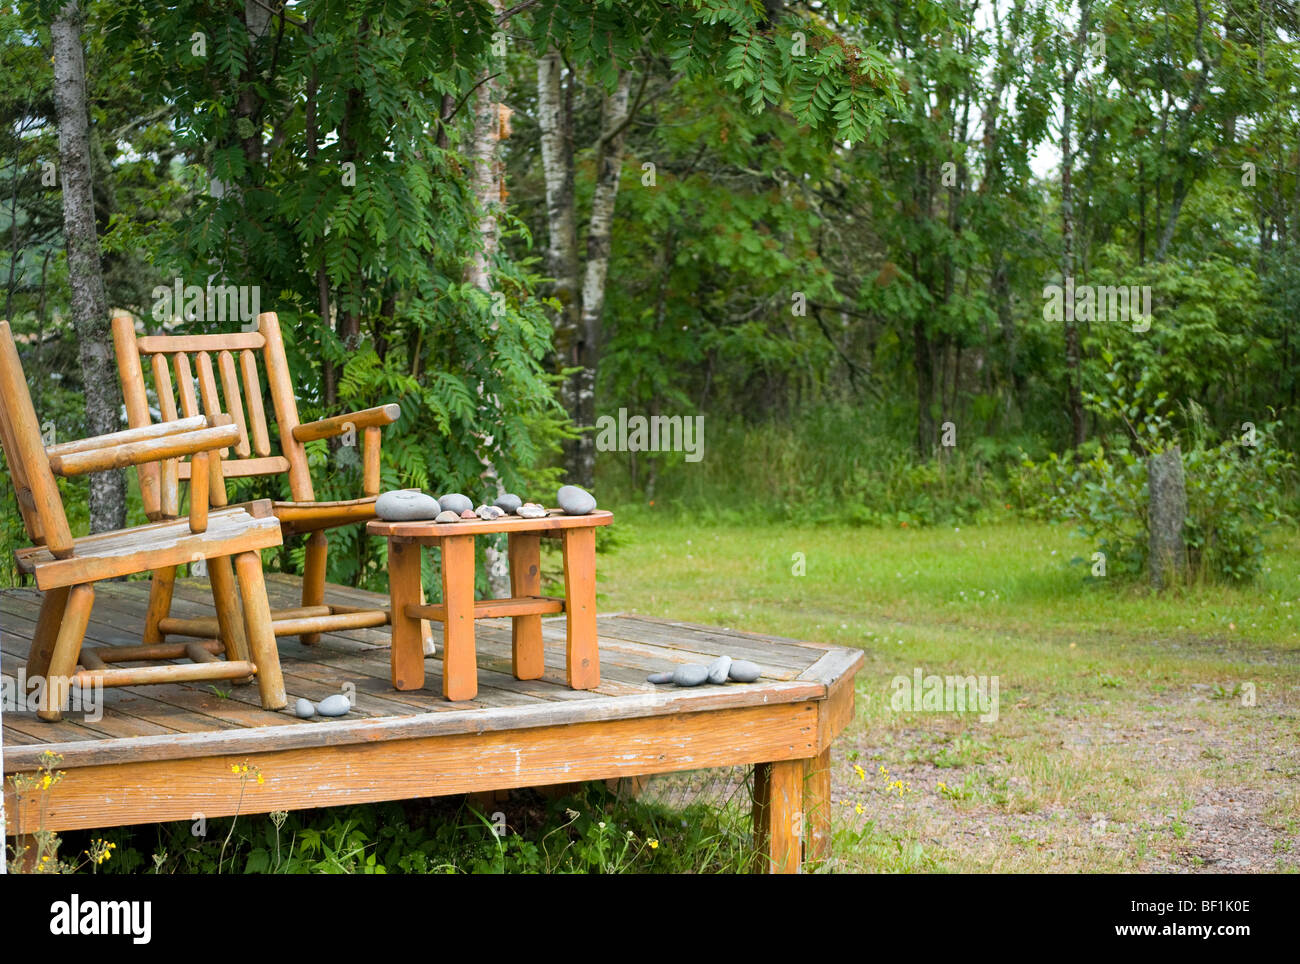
[470,0,512,597]
[537,53,633,486]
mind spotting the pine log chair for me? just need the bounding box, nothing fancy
[111,310,425,650]
[0,320,287,721]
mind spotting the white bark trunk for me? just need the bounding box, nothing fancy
[470,8,511,597]
[572,72,632,485]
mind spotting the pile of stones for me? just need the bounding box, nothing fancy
[374,484,598,523]
[647,655,762,687]
[293,695,351,718]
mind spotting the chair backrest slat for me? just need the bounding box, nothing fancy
[173,352,199,418]
[150,351,181,517]
[217,350,252,458]
[194,352,230,460]
[0,321,74,555]
[240,349,272,457]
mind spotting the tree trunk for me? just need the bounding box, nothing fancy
[469,10,511,598]
[571,71,632,488]
[536,49,584,480]
[51,0,125,534]
[1059,0,1090,450]
[305,20,332,346]
[1148,447,1187,589]
[913,318,935,456]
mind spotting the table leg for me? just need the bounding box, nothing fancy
[508,532,544,680]
[753,759,803,874]
[440,534,477,700]
[561,527,600,690]
[387,538,425,691]
[804,747,832,864]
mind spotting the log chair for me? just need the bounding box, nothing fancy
[0,320,287,720]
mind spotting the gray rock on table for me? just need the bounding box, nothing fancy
[517,503,547,519]
[707,655,732,684]
[375,489,441,521]
[672,664,709,687]
[494,493,522,514]
[437,492,472,514]
[728,659,761,683]
[556,485,597,515]
[293,698,316,718]
[476,504,505,520]
[647,671,674,684]
[435,510,461,523]
[315,694,351,717]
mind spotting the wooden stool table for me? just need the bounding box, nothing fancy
[366,509,614,700]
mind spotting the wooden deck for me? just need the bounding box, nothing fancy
[1,574,862,872]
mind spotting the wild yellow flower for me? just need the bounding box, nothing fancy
[647,839,659,850]
[878,765,888,776]
[256,773,264,785]
[855,803,865,815]
[853,764,866,782]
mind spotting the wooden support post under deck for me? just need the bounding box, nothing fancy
[753,759,804,874]
[11,833,55,872]
[508,532,544,680]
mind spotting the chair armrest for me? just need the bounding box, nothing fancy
[292,404,400,443]
[48,421,241,477]
[45,415,210,457]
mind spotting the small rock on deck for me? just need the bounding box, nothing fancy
[1,574,862,873]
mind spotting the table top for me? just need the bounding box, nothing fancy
[367,508,614,539]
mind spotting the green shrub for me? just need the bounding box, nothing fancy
[54,783,755,875]
[1018,356,1294,583]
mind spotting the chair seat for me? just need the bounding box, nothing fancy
[16,501,282,591]
[271,496,379,535]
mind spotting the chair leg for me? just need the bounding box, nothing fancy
[39,583,94,722]
[301,531,328,645]
[233,550,287,710]
[208,555,251,664]
[143,566,177,645]
[26,585,71,687]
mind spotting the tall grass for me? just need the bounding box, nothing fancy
[594,403,1028,525]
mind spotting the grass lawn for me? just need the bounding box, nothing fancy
[589,510,1300,873]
